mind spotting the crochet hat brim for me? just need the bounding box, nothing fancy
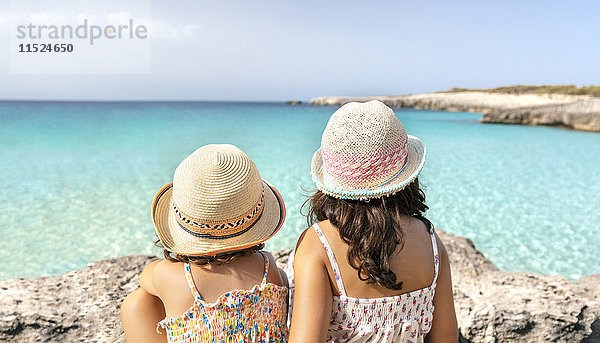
[152,180,286,256]
[311,135,426,200]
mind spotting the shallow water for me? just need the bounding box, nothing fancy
[0,101,598,280]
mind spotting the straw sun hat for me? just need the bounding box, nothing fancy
[312,100,426,201]
[152,144,285,256]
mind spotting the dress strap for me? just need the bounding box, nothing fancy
[312,223,347,296]
[183,263,202,300]
[429,226,440,285]
[259,251,269,287]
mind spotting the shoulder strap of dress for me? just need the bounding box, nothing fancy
[259,251,269,287]
[429,225,440,285]
[183,263,202,300]
[312,223,347,296]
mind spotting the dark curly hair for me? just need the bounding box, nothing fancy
[155,238,264,266]
[305,178,431,290]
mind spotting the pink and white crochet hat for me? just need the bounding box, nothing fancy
[312,100,426,200]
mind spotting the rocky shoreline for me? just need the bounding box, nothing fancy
[1,230,599,343]
[309,92,600,132]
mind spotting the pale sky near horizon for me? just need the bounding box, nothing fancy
[0,0,598,101]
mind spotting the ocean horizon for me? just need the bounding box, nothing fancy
[0,100,598,281]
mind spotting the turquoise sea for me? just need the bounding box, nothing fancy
[0,101,598,281]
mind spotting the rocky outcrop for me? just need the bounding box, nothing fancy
[0,255,151,343]
[441,233,600,342]
[309,92,600,132]
[482,97,600,132]
[0,233,598,342]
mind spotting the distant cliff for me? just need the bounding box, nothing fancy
[309,92,600,132]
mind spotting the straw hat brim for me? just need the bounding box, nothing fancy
[152,180,285,256]
[311,135,426,200]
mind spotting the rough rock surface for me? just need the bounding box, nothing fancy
[0,232,598,343]
[442,233,600,343]
[309,92,600,132]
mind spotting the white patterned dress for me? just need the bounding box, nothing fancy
[286,222,439,342]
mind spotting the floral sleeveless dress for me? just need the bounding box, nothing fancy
[286,223,439,342]
[158,252,288,342]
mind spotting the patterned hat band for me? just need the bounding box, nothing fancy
[320,138,408,189]
[172,190,265,237]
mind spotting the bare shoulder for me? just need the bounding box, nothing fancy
[139,259,161,295]
[295,224,326,260]
[292,224,332,278]
[140,259,185,296]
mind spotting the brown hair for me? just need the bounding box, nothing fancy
[305,178,430,290]
[155,238,264,266]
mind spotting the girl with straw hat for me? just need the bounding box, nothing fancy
[121,144,288,343]
[287,101,458,342]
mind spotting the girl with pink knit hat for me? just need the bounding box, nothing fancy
[287,100,458,342]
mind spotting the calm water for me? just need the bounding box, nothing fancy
[0,101,598,280]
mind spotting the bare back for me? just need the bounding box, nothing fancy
[317,217,436,298]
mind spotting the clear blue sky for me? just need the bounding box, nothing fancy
[0,0,598,101]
